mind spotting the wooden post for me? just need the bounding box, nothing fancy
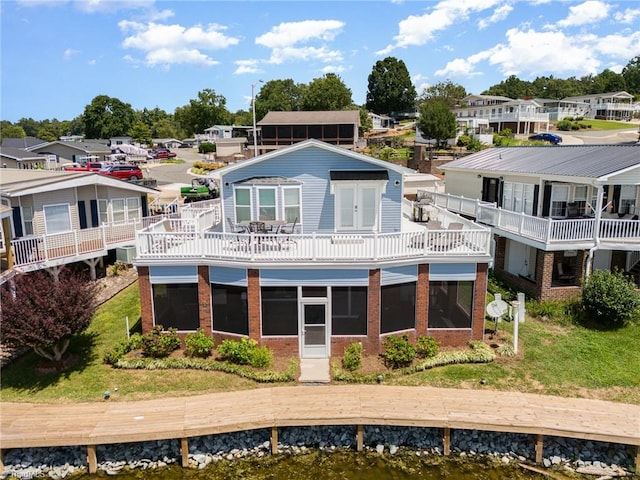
[181,438,189,467]
[443,428,451,456]
[356,425,364,452]
[271,426,278,455]
[534,434,544,464]
[87,445,97,474]
[634,445,640,474]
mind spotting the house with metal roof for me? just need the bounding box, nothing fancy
[256,111,361,154]
[560,91,636,121]
[133,139,492,359]
[28,140,112,167]
[432,144,640,301]
[0,169,158,284]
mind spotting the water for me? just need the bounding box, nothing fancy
[70,451,553,479]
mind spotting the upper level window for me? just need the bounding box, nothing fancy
[22,205,34,235]
[283,187,300,223]
[43,204,71,234]
[257,188,276,221]
[234,188,251,222]
[620,185,637,215]
[551,185,569,217]
[502,182,535,215]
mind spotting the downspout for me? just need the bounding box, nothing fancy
[585,182,604,277]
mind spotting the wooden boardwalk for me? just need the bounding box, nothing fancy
[2,385,639,473]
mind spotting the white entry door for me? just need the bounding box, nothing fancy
[335,183,379,231]
[300,300,329,358]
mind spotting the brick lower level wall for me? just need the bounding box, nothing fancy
[137,263,489,357]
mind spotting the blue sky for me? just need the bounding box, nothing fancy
[2,0,639,123]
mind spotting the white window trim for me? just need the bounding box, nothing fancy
[281,185,302,224]
[256,186,278,222]
[233,186,253,223]
[43,203,72,234]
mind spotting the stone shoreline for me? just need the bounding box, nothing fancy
[1,426,633,479]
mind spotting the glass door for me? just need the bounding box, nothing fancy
[300,301,329,358]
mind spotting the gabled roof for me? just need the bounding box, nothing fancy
[461,94,513,103]
[29,140,111,154]
[1,137,48,149]
[214,139,413,178]
[440,145,640,182]
[258,110,360,126]
[562,91,634,101]
[0,147,47,160]
[0,169,158,197]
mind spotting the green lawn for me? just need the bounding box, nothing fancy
[1,284,639,404]
[561,119,638,130]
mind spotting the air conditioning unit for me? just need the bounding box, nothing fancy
[116,245,136,264]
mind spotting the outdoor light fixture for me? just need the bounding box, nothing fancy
[252,79,264,157]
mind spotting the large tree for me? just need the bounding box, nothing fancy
[417,99,457,148]
[419,80,467,108]
[621,56,640,96]
[366,57,417,115]
[82,95,136,139]
[0,123,26,139]
[254,79,305,121]
[300,73,353,111]
[173,88,232,136]
[1,269,98,364]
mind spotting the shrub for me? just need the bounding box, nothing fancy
[103,332,143,365]
[342,342,363,371]
[556,120,572,131]
[415,336,440,358]
[217,338,273,368]
[380,334,415,369]
[198,142,216,154]
[581,269,640,328]
[141,326,181,358]
[184,329,215,358]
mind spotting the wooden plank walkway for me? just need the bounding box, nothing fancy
[2,385,639,472]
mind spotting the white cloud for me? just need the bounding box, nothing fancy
[321,64,346,74]
[614,7,640,24]
[119,21,239,67]
[63,48,79,60]
[435,57,485,78]
[73,0,154,14]
[255,20,345,67]
[589,30,640,60]
[478,4,513,30]
[556,0,609,28]
[234,59,261,75]
[376,0,502,54]
[87,59,96,66]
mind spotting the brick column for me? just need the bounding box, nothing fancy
[137,266,153,333]
[247,269,261,342]
[367,269,381,354]
[197,266,212,335]
[472,263,488,341]
[538,251,555,301]
[415,263,429,336]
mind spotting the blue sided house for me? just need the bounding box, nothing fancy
[134,139,493,359]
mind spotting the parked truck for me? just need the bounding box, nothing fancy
[180,178,219,203]
[63,161,106,172]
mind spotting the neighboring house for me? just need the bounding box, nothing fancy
[153,138,184,149]
[0,169,158,283]
[534,98,590,122]
[28,140,112,166]
[133,139,493,359]
[110,136,133,146]
[256,111,361,154]
[415,117,493,148]
[560,91,636,121]
[436,145,640,301]
[454,95,550,135]
[198,126,253,145]
[0,147,53,170]
[368,112,393,132]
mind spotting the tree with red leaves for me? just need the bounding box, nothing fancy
[1,269,98,363]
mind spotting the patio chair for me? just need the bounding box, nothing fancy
[227,217,247,234]
[428,222,464,251]
[226,217,249,251]
[277,217,298,249]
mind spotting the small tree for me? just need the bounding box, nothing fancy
[417,100,457,149]
[582,269,640,328]
[0,269,98,363]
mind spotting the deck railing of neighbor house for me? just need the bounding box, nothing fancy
[427,191,640,246]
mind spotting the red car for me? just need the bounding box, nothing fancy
[98,164,144,181]
[148,148,177,159]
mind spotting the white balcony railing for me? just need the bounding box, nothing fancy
[136,228,492,263]
[428,191,640,247]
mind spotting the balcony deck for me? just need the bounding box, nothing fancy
[427,191,640,251]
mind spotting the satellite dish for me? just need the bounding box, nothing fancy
[486,298,508,318]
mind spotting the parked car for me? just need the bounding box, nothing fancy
[98,164,144,181]
[63,161,107,172]
[148,148,177,159]
[528,133,562,145]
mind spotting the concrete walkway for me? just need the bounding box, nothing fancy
[298,358,331,383]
